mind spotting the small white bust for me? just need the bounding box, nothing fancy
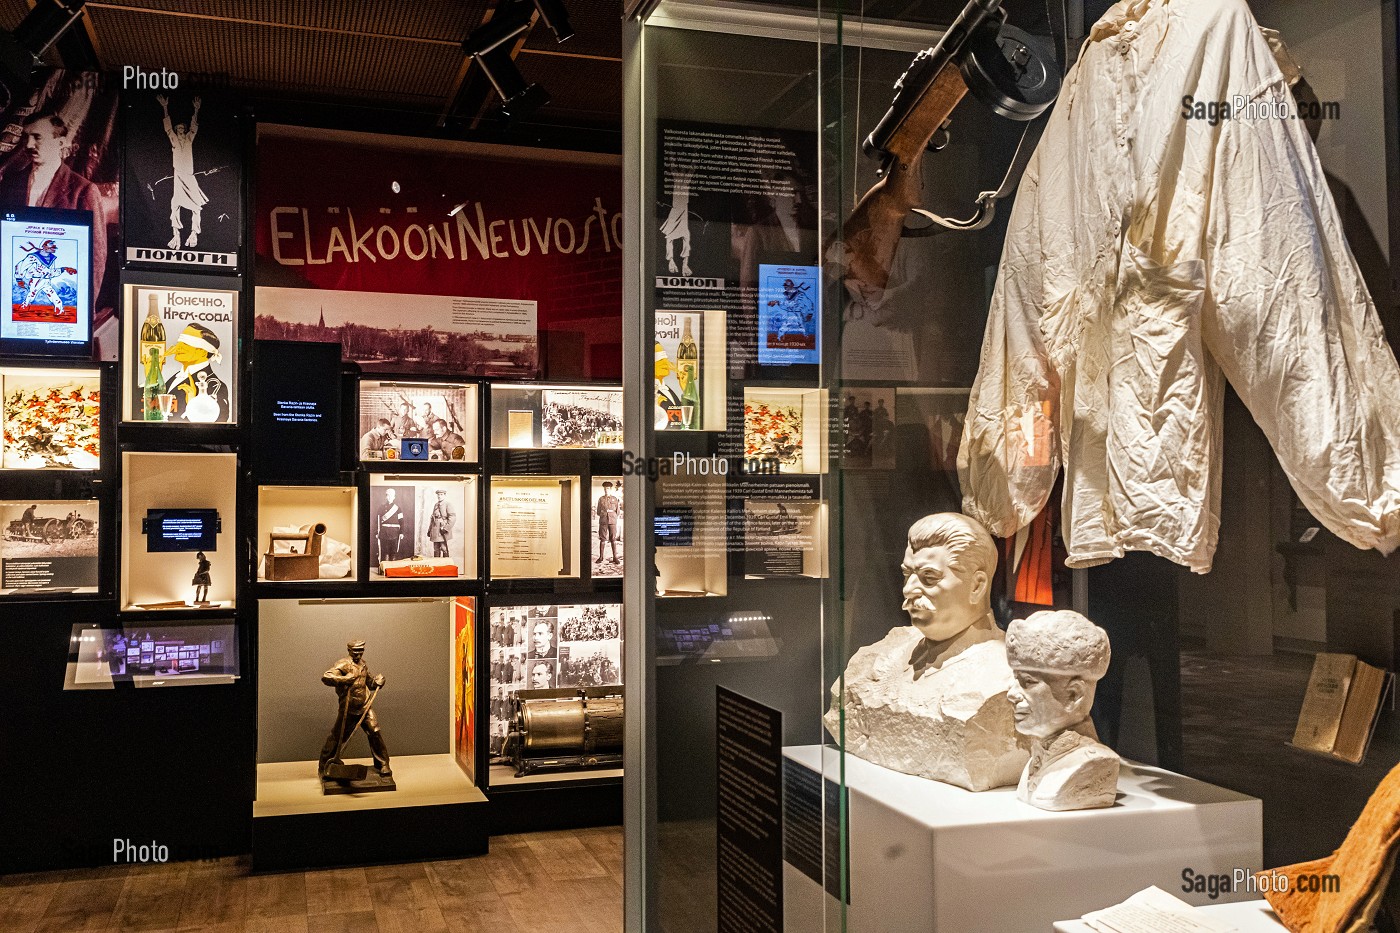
[1005,610,1119,811]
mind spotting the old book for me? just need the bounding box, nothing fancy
[1291,653,1357,753]
[1332,660,1388,764]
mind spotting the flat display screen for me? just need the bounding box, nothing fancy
[251,340,342,480]
[654,507,694,547]
[0,207,93,357]
[67,623,240,688]
[144,508,219,552]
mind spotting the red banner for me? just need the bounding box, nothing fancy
[254,131,622,378]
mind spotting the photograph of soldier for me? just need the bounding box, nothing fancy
[428,419,466,460]
[356,382,471,462]
[371,485,412,571]
[359,418,394,459]
[427,489,456,559]
[592,478,623,576]
[841,387,896,470]
[318,639,391,779]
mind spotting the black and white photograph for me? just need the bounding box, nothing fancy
[123,91,243,270]
[368,476,474,580]
[591,476,623,577]
[255,287,539,377]
[526,606,558,660]
[488,606,543,757]
[525,658,556,690]
[0,499,99,595]
[540,389,624,448]
[556,603,623,688]
[840,387,896,470]
[369,483,414,572]
[358,380,475,462]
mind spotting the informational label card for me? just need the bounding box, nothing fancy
[716,687,783,933]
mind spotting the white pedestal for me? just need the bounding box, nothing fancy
[1054,899,1285,931]
[783,745,1263,933]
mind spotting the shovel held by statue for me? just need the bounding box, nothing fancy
[323,682,382,782]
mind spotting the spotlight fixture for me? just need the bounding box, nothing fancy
[461,0,574,121]
[0,0,88,108]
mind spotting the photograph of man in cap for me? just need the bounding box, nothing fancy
[164,322,229,422]
[319,639,391,779]
[427,488,456,559]
[594,480,622,570]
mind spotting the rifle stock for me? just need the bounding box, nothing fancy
[842,65,970,298]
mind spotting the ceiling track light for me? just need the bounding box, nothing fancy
[460,0,574,121]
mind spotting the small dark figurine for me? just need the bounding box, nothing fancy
[319,639,395,793]
[191,550,211,604]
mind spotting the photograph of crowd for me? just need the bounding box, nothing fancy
[540,389,623,448]
[556,604,622,688]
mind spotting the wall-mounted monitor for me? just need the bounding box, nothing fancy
[143,509,220,552]
[0,207,93,358]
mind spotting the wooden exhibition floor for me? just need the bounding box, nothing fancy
[0,827,622,933]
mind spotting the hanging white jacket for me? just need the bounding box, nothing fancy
[958,0,1400,573]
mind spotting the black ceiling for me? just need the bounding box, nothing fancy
[0,1,1056,152]
[0,0,624,149]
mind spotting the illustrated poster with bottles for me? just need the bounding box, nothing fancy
[655,311,702,430]
[127,285,239,424]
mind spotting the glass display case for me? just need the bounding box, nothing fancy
[485,600,624,787]
[121,451,236,610]
[625,1,1400,932]
[367,473,478,581]
[256,485,358,584]
[487,475,583,579]
[489,382,623,449]
[64,621,240,689]
[252,595,486,869]
[356,378,478,464]
[0,365,101,470]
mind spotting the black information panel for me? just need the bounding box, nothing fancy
[716,686,783,933]
[251,339,342,480]
[782,757,848,904]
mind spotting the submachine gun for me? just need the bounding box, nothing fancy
[841,0,1061,304]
